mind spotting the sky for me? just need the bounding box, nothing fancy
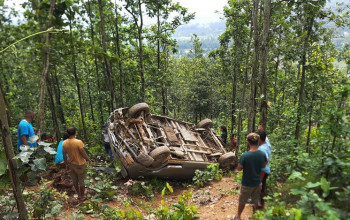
[5,0,228,25]
[175,0,227,24]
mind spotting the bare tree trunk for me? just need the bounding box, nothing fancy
[114,2,124,107]
[237,19,253,155]
[37,0,55,133]
[248,0,260,133]
[295,17,314,141]
[230,36,239,134]
[86,0,104,125]
[0,82,28,220]
[53,65,65,124]
[47,72,59,139]
[98,0,117,109]
[69,17,88,140]
[138,0,145,101]
[259,0,271,130]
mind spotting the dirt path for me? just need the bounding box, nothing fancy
[56,177,252,219]
[30,166,252,219]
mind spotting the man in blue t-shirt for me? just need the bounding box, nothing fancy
[17,110,37,150]
[258,130,271,208]
[234,133,267,220]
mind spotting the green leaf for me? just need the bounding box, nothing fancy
[305,181,321,188]
[320,177,330,197]
[166,182,174,193]
[288,171,305,181]
[33,158,47,171]
[43,146,57,155]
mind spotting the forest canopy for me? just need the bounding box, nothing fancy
[0,0,349,219]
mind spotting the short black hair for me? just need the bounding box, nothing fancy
[63,133,69,140]
[220,125,227,133]
[67,126,76,136]
[41,132,49,140]
[25,110,34,117]
[258,130,267,142]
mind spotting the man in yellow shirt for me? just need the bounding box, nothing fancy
[63,126,92,201]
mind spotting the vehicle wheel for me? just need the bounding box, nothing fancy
[197,118,213,128]
[128,103,150,118]
[149,146,171,167]
[218,152,237,169]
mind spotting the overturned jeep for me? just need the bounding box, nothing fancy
[107,103,237,179]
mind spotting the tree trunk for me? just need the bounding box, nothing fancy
[47,71,59,139]
[247,0,260,133]
[295,17,314,141]
[230,36,239,134]
[98,0,117,109]
[37,0,55,134]
[236,18,253,155]
[69,17,87,140]
[259,0,271,130]
[83,55,95,122]
[87,0,104,125]
[0,82,28,220]
[53,65,65,124]
[138,0,146,101]
[114,2,124,107]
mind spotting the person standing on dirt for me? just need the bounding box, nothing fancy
[17,110,37,150]
[55,133,69,164]
[257,130,271,208]
[258,124,271,148]
[230,133,238,151]
[102,124,113,160]
[234,133,267,220]
[220,125,228,146]
[63,126,92,201]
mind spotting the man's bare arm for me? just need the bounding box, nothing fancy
[21,135,28,146]
[79,147,92,164]
[63,148,69,170]
[236,163,243,171]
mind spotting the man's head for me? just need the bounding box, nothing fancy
[67,126,76,137]
[258,124,264,132]
[41,132,50,141]
[257,130,267,145]
[246,133,259,147]
[24,110,35,122]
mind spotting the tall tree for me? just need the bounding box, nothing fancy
[258,0,271,129]
[247,0,260,133]
[0,82,28,220]
[36,0,55,134]
[125,0,146,101]
[98,0,117,109]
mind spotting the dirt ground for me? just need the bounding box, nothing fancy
[28,166,253,220]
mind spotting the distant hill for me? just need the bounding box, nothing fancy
[173,0,350,55]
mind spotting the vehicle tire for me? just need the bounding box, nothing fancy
[149,146,171,167]
[218,152,237,169]
[128,103,150,118]
[197,118,213,128]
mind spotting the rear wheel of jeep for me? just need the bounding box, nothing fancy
[197,118,213,128]
[128,102,150,118]
[218,152,237,169]
[150,146,171,167]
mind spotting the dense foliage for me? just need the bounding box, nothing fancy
[0,0,349,219]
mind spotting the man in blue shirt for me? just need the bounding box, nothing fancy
[17,110,37,150]
[258,130,271,208]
